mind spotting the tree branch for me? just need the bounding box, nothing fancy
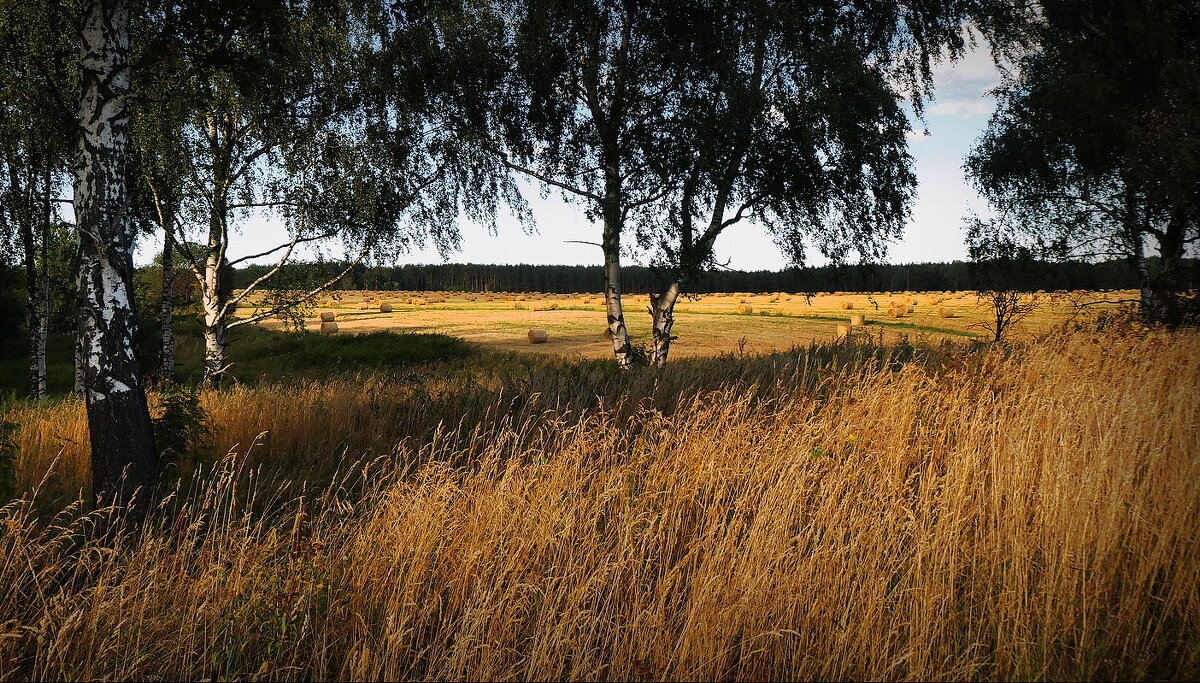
[227,243,372,329]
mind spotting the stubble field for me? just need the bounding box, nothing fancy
[248,288,1138,356]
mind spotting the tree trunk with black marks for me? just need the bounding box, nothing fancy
[649,281,681,368]
[159,222,176,382]
[73,330,85,396]
[601,195,633,370]
[201,193,230,388]
[73,0,158,508]
[34,161,51,397]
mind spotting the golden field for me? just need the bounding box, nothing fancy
[2,323,1197,681]
[247,288,1139,356]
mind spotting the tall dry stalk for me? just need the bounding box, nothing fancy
[1,329,1197,680]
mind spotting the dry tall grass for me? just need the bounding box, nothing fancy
[1,329,1198,680]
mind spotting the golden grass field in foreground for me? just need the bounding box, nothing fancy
[2,326,1198,680]
[249,289,1140,357]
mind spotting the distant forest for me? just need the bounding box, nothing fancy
[232,258,1197,294]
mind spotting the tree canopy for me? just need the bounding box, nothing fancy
[966,0,1200,325]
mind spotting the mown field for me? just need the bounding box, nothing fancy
[2,314,1197,681]
[247,288,1138,356]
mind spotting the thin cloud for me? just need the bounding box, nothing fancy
[928,100,994,118]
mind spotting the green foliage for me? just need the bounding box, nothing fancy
[152,387,211,469]
[0,420,16,500]
[966,0,1200,324]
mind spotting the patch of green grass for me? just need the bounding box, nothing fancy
[0,321,473,398]
[212,327,474,385]
[686,308,982,338]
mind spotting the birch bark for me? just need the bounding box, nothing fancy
[72,0,158,505]
[159,221,176,382]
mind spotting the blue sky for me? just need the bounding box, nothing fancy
[143,43,1002,271]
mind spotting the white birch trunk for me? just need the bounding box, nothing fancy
[602,227,634,370]
[72,0,158,505]
[201,285,228,388]
[159,223,176,382]
[649,282,681,368]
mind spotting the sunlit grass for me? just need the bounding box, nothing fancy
[1,322,1196,680]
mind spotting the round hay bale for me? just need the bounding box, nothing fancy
[379,303,393,313]
[836,323,851,339]
[839,301,854,310]
[737,303,754,314]
[319,321,339,334]
[516,295,527,301]
[906,304,915,314]
[938,307,956,318]
[319,311,336,322]
[544,302,558,310]
[527,328,549,344]
[849,313,865,326]
[888,307,903,318]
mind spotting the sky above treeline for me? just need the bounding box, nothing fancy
[140,40,1002,271]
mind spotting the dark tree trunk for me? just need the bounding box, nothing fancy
[73,0,158,508]
[16,177,46,399]
[1142,211,1188,327]
[6,151,48,398]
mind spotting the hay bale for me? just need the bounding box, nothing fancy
[379,303,393,313]
[887,307,903,318]
[516,295,527,301]
[319,311,337,322]
[527,328,549,344]
[319,321,339,334]
[938,307,956,318]
[849,313,865,326]
[839,301,854,310]
[906,304,915,314]
[544,302,558,310]
[836,323,851,339]
[737,303,754,314]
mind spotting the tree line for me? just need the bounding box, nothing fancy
[1,0,1196,513]
[232,257,1170,295]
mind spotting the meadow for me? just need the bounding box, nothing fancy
[1,308,1197,681]
[249,288,1138,357]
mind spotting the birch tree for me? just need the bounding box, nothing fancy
[0,0,74,398]
[635,1,1022,366]
[140,1,433,388]
[966,0,1199,326]
[71,0,159,503]
[442,0,675,369]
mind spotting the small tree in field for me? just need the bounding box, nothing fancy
[968,220,1045,342]
[142,1,475,388]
